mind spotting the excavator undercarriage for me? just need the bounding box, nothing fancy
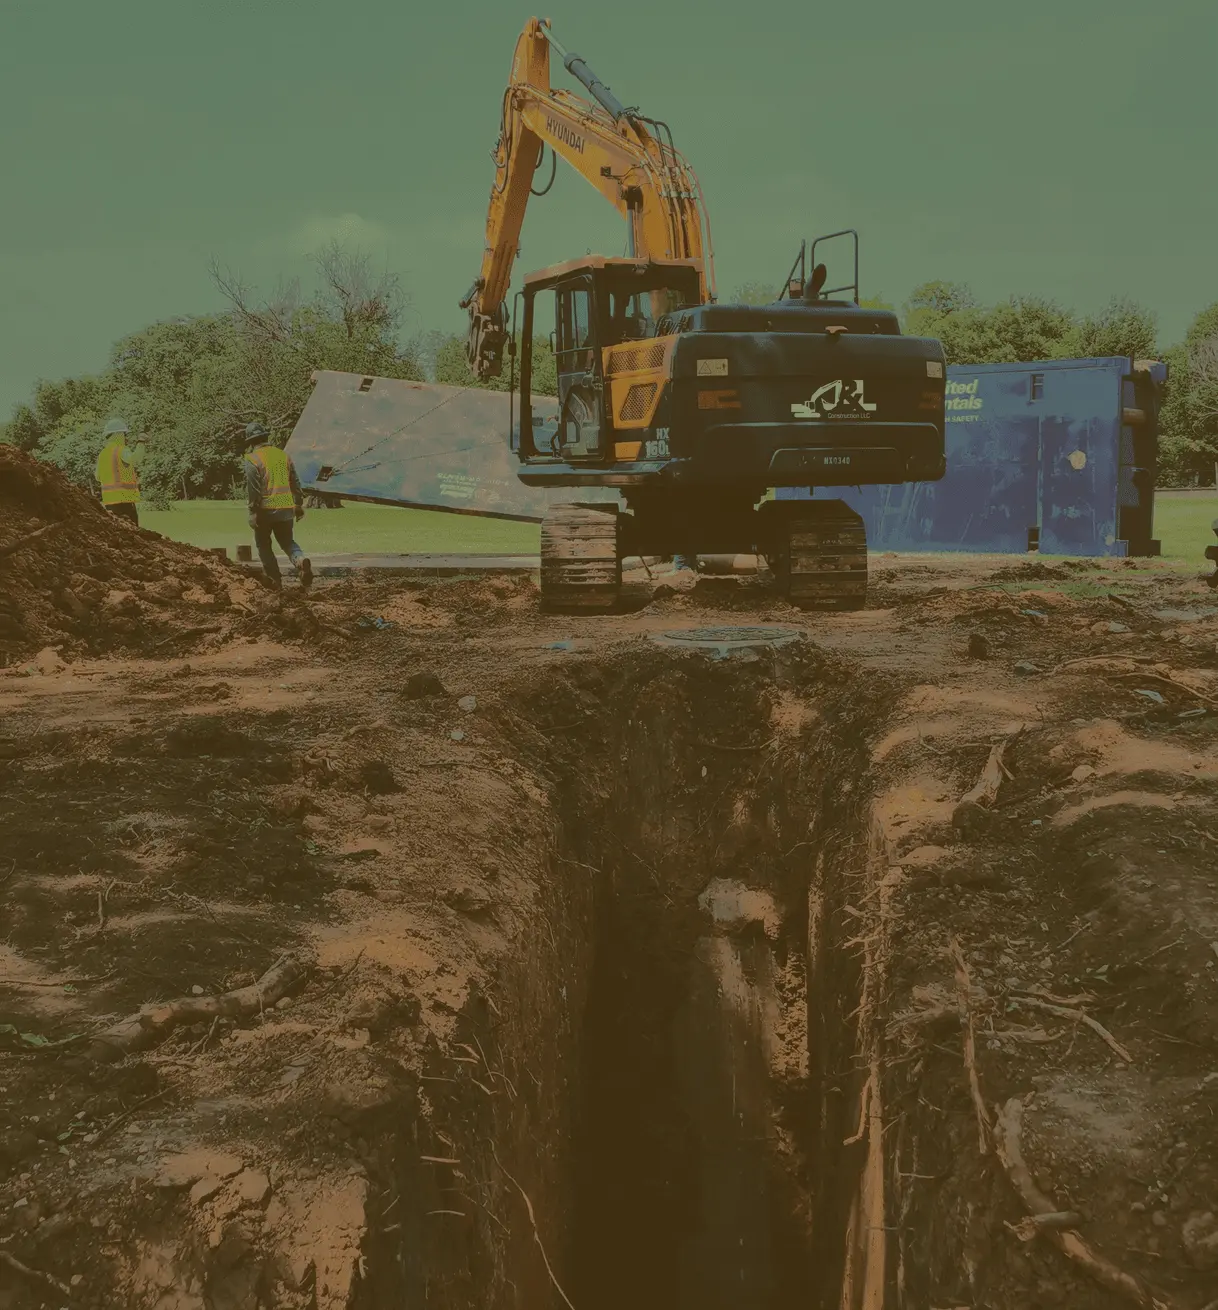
[538,497,870,612]
[769,502,870,611]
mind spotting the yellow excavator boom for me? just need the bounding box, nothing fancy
[460,17,715,378]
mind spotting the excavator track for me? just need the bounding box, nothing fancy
[777,500,868,611]
[539,503,622,612]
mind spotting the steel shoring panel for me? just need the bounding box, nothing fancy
[285,371,617,522]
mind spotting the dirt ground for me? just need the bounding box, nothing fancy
[3,455,1218,1308]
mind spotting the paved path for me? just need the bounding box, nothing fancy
[231,552,541,577]
[228,552,748,578]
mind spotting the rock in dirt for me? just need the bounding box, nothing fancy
[339,841,384,863]
[1182,1211,1218,1269]
[156,1151,244,1190]
[443,884,493,915]
[146,577,186,603]
[1014,661,1042,675]
[345,990,421,1034]
[103,588,142,615]
[232,1169,272,1209]
[321,1065,401,1125]
[58,587,90,617]
[190,1176,226,1206]
[29,646,67,675]
[951,801,998,835]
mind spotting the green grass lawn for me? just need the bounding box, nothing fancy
[138,500,541,556]
[1151,496,1217,562]
[138,495,1215,562]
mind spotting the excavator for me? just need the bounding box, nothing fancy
[460,17,948,611]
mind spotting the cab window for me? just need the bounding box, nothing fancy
[557,284,593,367]
[605,281,697,342]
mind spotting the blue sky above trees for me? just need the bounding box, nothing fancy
[0,0,1212,416]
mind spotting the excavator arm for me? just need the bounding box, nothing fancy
[461,17,715,379]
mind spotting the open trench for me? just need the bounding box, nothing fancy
[366,641,893,1310]
[7,564,1216,1308]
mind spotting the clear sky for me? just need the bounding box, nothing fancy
[1,0,1213,414]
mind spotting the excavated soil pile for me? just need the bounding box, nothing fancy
[0,447,322,664]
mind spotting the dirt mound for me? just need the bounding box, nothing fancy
[0,447,320,664]
[987,560,1073,582]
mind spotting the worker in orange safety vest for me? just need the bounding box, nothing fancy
[95,417,146,524]
[242,422,312,589]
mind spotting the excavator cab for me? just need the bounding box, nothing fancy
[516,256,701,463]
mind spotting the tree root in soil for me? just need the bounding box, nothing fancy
[993,1099,1176,1310]
[151,623,223,650]
[491,1145,576,1310]
[1050,657,1218,709]
[0,521,66,562]
[952,728,1023,827]
[1008,1210,1084,1240]
[85,952,313,1063]
[1011,996,1134,1064]
[0,1249,72,1297]
[950,939,991,1153]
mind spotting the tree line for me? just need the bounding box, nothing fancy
[2,249,1215,500]
[906,282,1218,486]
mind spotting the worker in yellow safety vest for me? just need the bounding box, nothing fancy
[242,422,312,589]
[95,417,146,524]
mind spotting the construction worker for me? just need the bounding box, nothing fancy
[95,418,145,523]
[242,422,312,589]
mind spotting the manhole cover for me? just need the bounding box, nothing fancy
[650,625,807,658]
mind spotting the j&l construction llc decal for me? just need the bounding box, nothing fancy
[946,377,983,422]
